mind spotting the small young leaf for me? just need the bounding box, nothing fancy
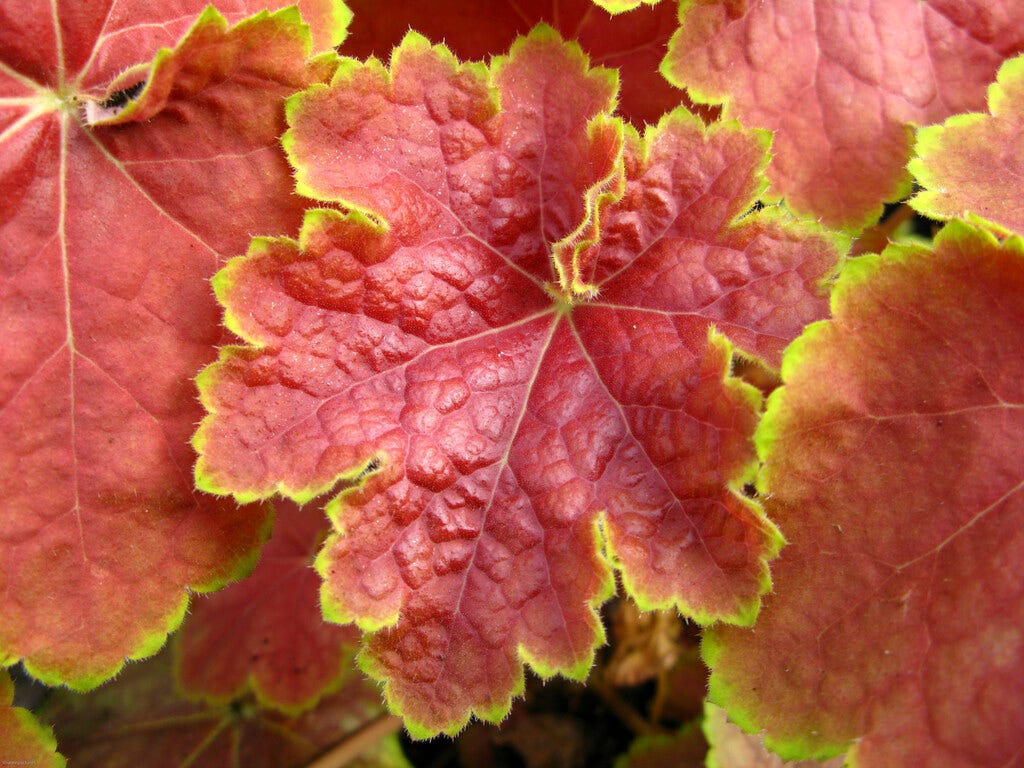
[663,0,1024,230]
[0,670,65,768]
[614,723,706,768]
[911,54,1024,237]
[194,28,841,736]
[705,223,1024,766]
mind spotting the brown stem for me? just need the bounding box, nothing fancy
[850,203,917,256]
[648,668,669,725]
[304,713,404,768]
[590,675,672,738]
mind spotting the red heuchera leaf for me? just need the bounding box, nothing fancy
[704,222,1024,766]
[41,648,408,768]
[663,1,1024,230]
[176,500,359,714]
[0,0,345,93]
[343,0,687,126]
[0,670,65,768]
[0,4,347,687]
[910,54,1024,237]
[195,28,841,736]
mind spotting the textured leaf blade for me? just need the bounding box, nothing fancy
[343,0,685,126]
[586,111,843,367]
[288,25,622,285]
[910,54,1024,237]
[663,0,1024,230]
[705,223,1024,766]
[176,501,358,714]
[294,0,352,51]
[0,2,344,687]
[195,29,841,736]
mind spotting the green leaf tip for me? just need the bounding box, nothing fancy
[325,0,355,49]
[989,53,1024,114]
[592,0,667,14]
[492,23,620,117]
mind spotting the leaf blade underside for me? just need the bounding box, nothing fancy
[703,702,843,768]
[194,28,842,736]
[705,223,1024,766]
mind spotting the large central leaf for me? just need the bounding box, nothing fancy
[194,27,842,736]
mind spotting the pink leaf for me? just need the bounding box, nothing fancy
[664,0,1024,229]
[911,54,1024,237]
[705,222,1024,766]
[0,2,348,687]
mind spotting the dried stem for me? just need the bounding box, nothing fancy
[304,713,404,768]
[589,674,673,738]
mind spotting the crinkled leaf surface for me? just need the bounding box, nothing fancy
[664,0,1024,230]
[194,28,841,736]
[41,648,408,768]
[0,2,347,687]
[911,54,1024,237]
[344,0,685,126]
[705,222,1024,766]
[176,500,359,714]
[0,669,65,768]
